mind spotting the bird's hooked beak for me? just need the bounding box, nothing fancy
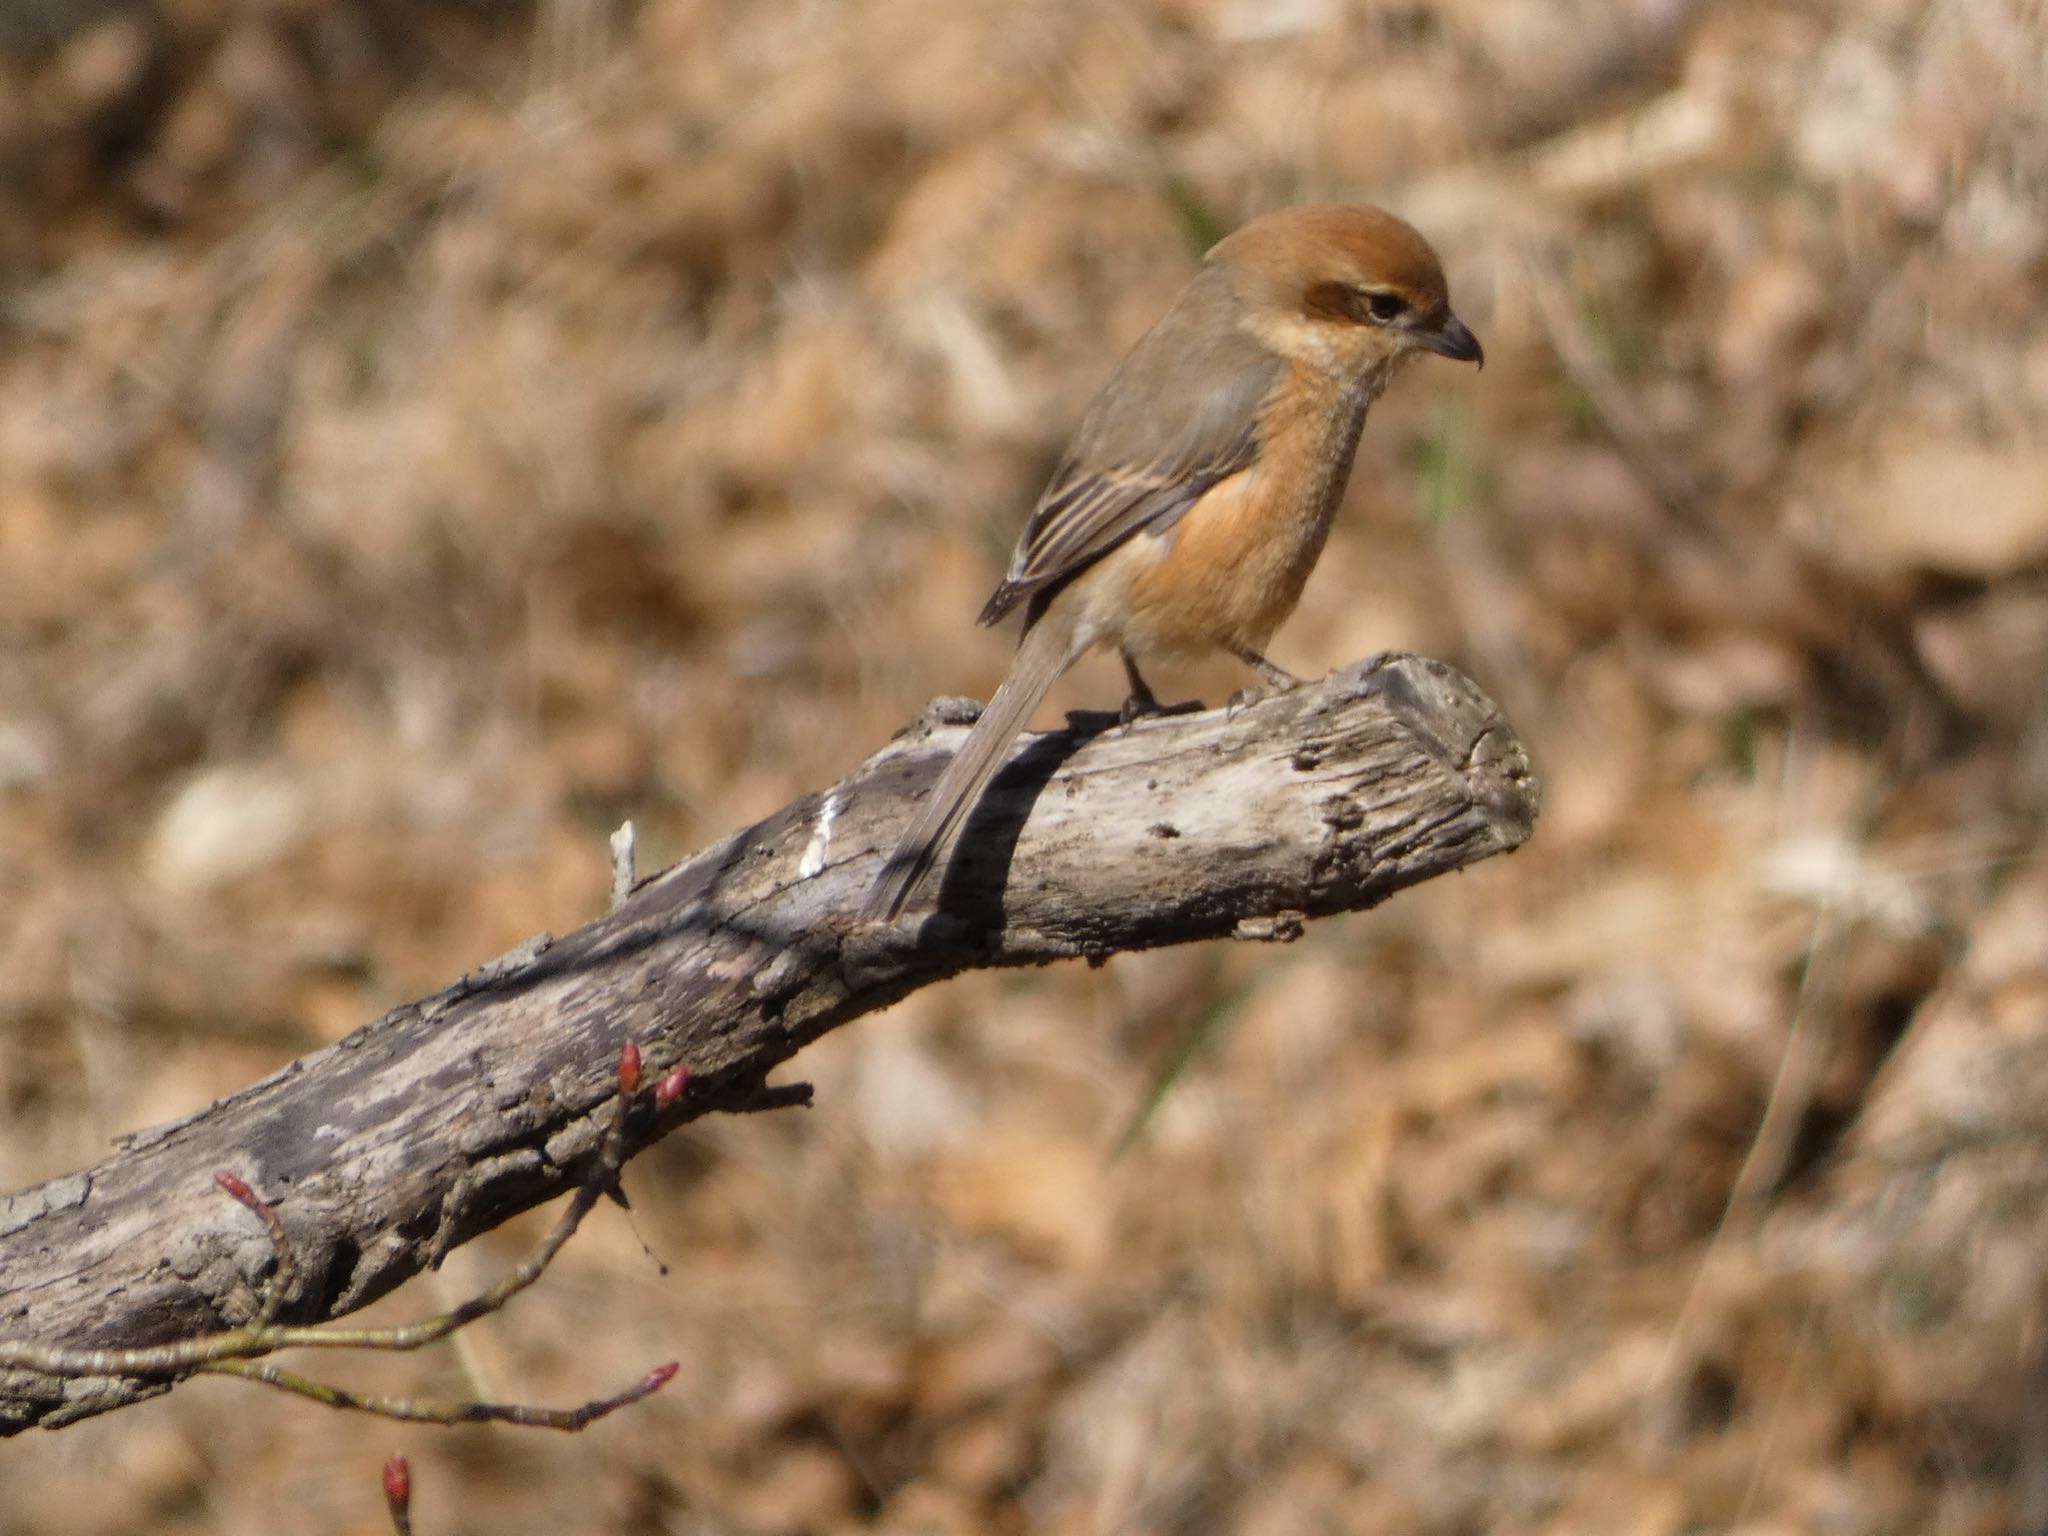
[1422,312,1484,368]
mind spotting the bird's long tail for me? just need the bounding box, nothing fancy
[860,616,1081,922]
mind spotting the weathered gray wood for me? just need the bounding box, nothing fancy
[0,651,1538,1433]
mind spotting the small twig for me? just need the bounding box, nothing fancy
[609,820,637,908]
[1656,892,1847,1393]
[0,1042,682,1431]
[213,1168,298,1326]
[1522,245,1713,531]
[1720,896,1848,1216]
[207,1356,678,1429]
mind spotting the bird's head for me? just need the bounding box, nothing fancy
[1211,203,1483,378]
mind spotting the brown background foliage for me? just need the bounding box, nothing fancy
[3,0,2046,1531]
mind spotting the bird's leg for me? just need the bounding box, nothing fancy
[1119,652,1160,723]
[1119,651,1202,725]
[1224,647,1304,714]
[1232,646,1302,689]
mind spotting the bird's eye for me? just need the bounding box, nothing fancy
[1362,290,1408,323]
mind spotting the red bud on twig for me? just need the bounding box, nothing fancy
[382,1453,413,1536]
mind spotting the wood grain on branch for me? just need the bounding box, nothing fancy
[0,651,1538,1433]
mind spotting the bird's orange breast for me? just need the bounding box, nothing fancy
[1118,366,1376,661]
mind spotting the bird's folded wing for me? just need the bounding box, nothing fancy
[978,265,1282,626]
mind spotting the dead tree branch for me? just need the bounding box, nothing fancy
[0,651,1538,1434]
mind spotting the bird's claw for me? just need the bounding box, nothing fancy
[1120,693,1204,726]
[1226,661,1303,716]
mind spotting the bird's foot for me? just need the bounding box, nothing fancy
[1231,648,1302,693]
[1119,691,1204,726]
[1116,655,1202,727]
[1225,685,1268,717]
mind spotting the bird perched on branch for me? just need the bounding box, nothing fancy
[861,202,1483,922]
